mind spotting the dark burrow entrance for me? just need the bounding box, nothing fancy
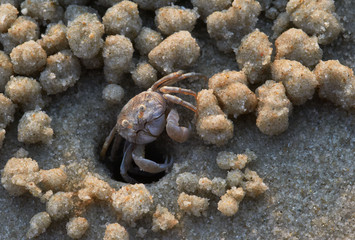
[100,135,169,184]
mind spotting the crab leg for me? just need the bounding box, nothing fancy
[120,142,137,183]
[150,71,207,91]
[159,86,197,98]
[100,125,117,161]
[163,93,197,113]
[132,144,173,173]
[109,133,122,162]
[150,71,183,91]
[166,109,190,143]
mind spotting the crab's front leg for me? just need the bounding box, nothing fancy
[120,142,137,183]
[132,144,173,173]
[166,109,190,143]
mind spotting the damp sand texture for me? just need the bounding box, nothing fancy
[0,0,354,239]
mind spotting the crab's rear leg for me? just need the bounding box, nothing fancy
[100,125,118,161]
[159,86,197,98]
[166,108,191,143]
[150,71,183,91]
[132,144,173,173]
[150,71,207,91]
[163,93,197,112]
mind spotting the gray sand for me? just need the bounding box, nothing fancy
[0,1,354,239]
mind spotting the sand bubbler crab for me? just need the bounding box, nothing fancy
[100,71,206,183]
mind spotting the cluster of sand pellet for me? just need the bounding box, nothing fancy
[191,0,232,19]
[134,27,163,55]
[20,0,64,24]
[196,19,353,142]
[103,34,133,83]
[155,6,199,35]
[102,1,142,39]
[0,150,261,236]
[102,84,125,104]
[275,28,323,68]
[177,192,209,217]
[0,51,13,92]
[217,187,245,216]
[236,29,273,85]
[208,70,257,118]
[39,166,67,191]
[1,151,66,198]
[216,150,256,170]
[1,156,41,196]
[314,60,355,110]
[103,223,129,240]
[0,93,16,129]
[176,150,268,217]
[39,50,81,95]
[8,15,38,41]
[242,168,269,198]
[196,89,234,146]
[67,13,104,59]
[152,204,179,232]
[206,0,261,52]
[37,23,69,55]
[198,177,213,191]
[131,62,158,89]
[286,0,342,45]
[66,217,89,239]
[177,173,228,197]
[148,31,200,74]
[0,3,18,33]
[1,154,162,238]
[272,12,291,38]
[255,80,292,136]
[17,110,53,144]
[46,191,75,220]
[63,5,99,24]
[0,16,39,53]
[10,40,47,76]
[26,212,52,239]
[0,0,205,148]
[197,68,278,139]
[78,174,114,202]
[111,183,153,225]
[176,172,199,193]
[177,172,230,197]
[217,152,268,215]
[5,76,44,110]
[271,59,318,105]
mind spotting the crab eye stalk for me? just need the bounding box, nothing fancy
[139,104,146,112]
[138,104,146,119]
[122,119,130,128]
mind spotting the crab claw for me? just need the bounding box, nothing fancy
[166,109,191,143]
[132,144,173,174]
